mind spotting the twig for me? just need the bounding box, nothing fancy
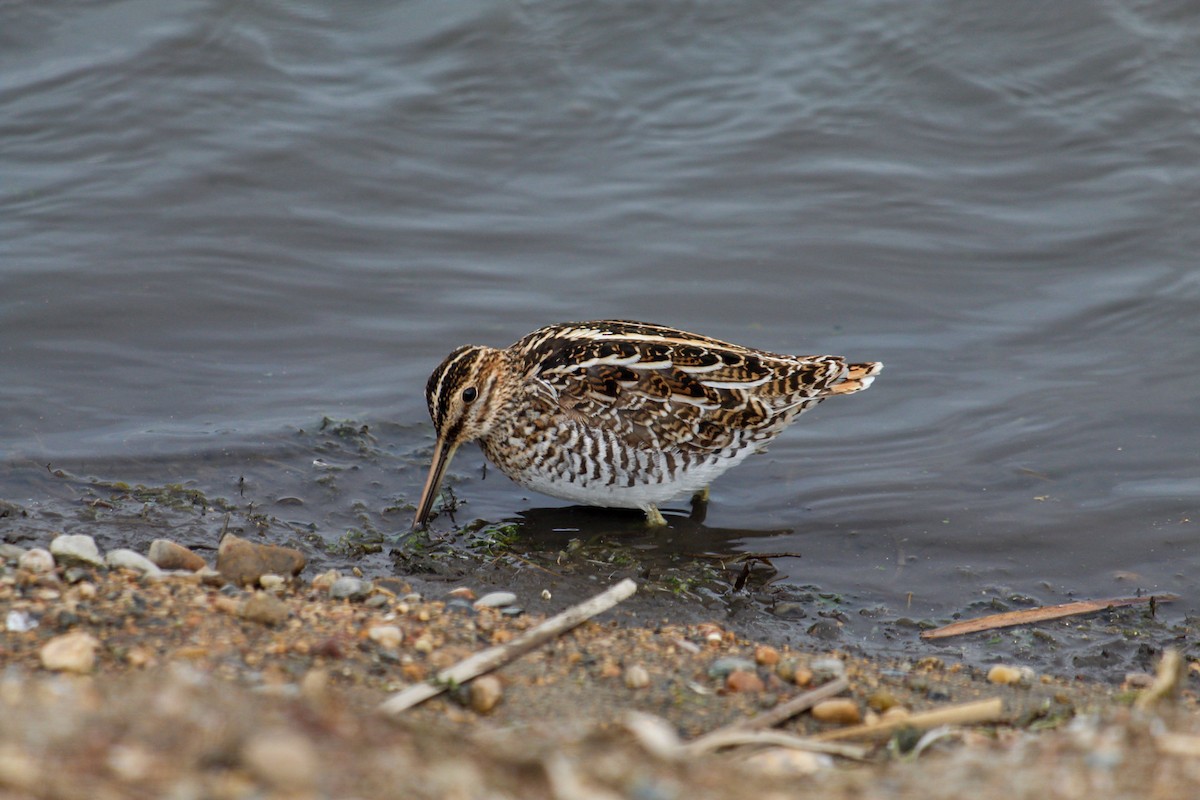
[379,578,638,715]
[688,676,850,753]
[808,697,1004,742]
[686,728,867,760]
[1135,648,1184,710]
[920,594,1178,640]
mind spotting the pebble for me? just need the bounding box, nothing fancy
[754,645,780,666]
[39,631,100,674]
[726,670,765,693]
[0,543,28,562]
[446,599,477,615]
[624,664,651,689]
[468,676,503,714]
[987,664,1035,686]
[811,698,862,725]
[49,534,105,568]
[806,620,842,640]
[63,567,92,584]
[708,657,757,679]
[238,592,290,627]
[329,576,372,601]
[105,549,164,578]
[18,548,55,574]
[810,657,847,682]
[447,586,476,600]
[258,574,285,591]
[147,539,207,571]
[6,610,38,632]
[368,625,404,649]
[241,729,318,792]
[311,569,341,591]
[867,690,899,711]
[473,591,517,609]
[216,533,306,587]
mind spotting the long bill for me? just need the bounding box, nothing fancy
[413,437,459,528]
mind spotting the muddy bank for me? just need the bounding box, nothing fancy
[2,536,1199,799]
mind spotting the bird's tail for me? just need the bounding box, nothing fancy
[826,361,883,395]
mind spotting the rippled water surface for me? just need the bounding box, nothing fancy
[4,1,1198,673]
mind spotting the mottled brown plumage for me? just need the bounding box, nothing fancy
[414,320,881,527]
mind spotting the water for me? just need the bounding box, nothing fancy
[4,1,1198,674]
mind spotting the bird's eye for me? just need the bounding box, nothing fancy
[461,386,478,403]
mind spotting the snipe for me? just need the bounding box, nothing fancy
[414,320,881,527]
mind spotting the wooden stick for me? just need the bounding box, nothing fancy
[920,594,1177,640]
[379,578,637,715]
[690,676,850,749]
[687,729,869,760]
[808,697,1004,742]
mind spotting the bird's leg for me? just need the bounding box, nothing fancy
[689,486,709,524]
[643,504,667,527]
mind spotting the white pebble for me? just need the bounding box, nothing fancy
[40,631,99,673]
[105,549,163,578]
[368,625,404,649]
[18,548,54,574]
[50,535,105,568]
[474,591,517,609]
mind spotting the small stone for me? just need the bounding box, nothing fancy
[329,576,372,601]
[726,670,765,693]
[811,698,861,725]
[469,676,503,714]
[147,539,207,571]
[18,548,55,574]
[241,729,318,792]
[239,592,289,626]
[793,667,814,687]
[807,620,842,640]
[448,587,476,600]
[216,533,305,587]
[810,657,846,682]
[49,535,104,568]
[311,570,340,591]
[368,625,404,649]
[446,599,477,615]
[987,664,1034,686]
[0,543,28,562]
[39,631,100,673]
[105,549,163,578]
[364,593,388,608]
[6,610,37,632]
[125,646,155,668]
[754,645,780,666]
[867,690,899,712]
[624,664,651,689]
[540,589,552,600]
[258,574,285,591]
[63,567,91,584]
[474,591,517,609]
[412,636,434,654]
[708,657,757,679]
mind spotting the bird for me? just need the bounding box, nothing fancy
[413,320,881,528]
